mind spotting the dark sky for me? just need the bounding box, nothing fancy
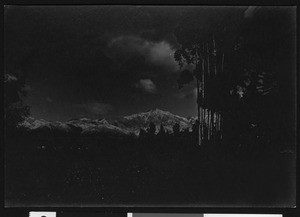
[4,6,247,121]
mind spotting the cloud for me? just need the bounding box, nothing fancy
[4,74,18,82]
[148,41,178,71]
[244,6,259,18]
[108,35,179,73]
[46,97,53,103]
[76,102,113,116]
[134,79,157,93]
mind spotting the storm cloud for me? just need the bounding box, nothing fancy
[4,6,255,121]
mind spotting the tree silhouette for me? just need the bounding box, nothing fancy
[174,25,226,145]
[172,123,180,136]
[183,127,190,138]
[147,122,156,136]
[158,124,166,137]
[222,7,296,151]
[139,128,147,138]
[192,120,199,137]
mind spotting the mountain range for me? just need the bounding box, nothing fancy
[18,109,198,137]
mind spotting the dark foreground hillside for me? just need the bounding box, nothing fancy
[5,131,295,207]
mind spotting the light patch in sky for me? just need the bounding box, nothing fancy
[109,35,178,73]
[29,211,56,217]
[134,79,157,93]
[46,97,53,103]
[244,6,259,18]
[148,41,178,71]
[4,73,18,82]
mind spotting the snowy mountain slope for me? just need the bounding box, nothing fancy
[17,109,199,136]
[66,118,131,136]
[18,117,71,132]
[113,109,193,134]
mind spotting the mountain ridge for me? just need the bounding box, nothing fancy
[18,109,198,136]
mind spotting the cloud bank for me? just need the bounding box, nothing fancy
[134,79,157,93]
[108,35,179,74]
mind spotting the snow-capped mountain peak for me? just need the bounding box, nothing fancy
[17,109,197,136]
[114,109,192,134]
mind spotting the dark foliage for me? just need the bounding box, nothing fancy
[174,7,296,151]
[172,123,180,136]
[147,122,156,136]
[5,122,295,206]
